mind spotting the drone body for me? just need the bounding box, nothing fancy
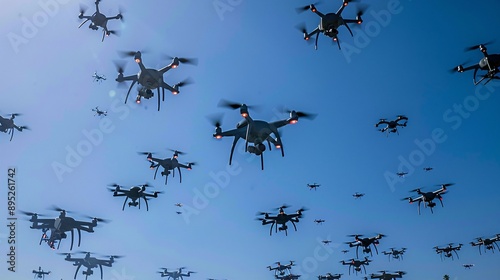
[297,0,364,50]
[61,252,119,280]
[22,208,105,250]
[375,115,408,136]
[115,52,195,111]
[256,205,307,236]
[314,219,325,225]
[0,113,28,141]
[275,273,301,280]
[463,264,474,269]
[268,261,295,277]
[318,273,342,279]
[434,243,462,261]
[370,270,406,279]
[140,150,194,185]
[402,183,454,214]
[33,266,51,279]
[396,172,407,178]
[157,267,195,279]
[308,183,321,190]
[92,107,107,117]
[470,234,500,255]
[212,100,315,170]
[452,43,500,85]
[78,0,123,41]
[353,192,365,199]
[346,234,385,258]
[108,183,161,211]
[92,72,106,82]
[382,248,406,261]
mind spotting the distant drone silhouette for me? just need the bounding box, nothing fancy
[375,115,408,136]
[78,0,123,41]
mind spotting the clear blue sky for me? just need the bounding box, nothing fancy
[1,0,500,279]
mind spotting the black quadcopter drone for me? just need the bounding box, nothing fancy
[211,100,316,170]
[370,270,406,279]
[434,243,463,261]
[451,42,500,85]
[33,266,51,279]
[375,115,408,136]
[256,205,307,236]
[139,149,195,185]
[401,183,454,215]
[157,267,195,279]
[115,51,196,111]
[92,106,107,117]
[307,183,321,190]
[59,251,121,280]
[340,257,371,275]
[22,207,107,250]
[267,261,295,277]
[92,72,106,83]
[108,183,162,211]
[345,234,385,258]
[78,0,123,42]
[317,273,342,280]
[470,234,500,255]
[382,247,406,261]
[0,113,28,141]
[296,0,365,50]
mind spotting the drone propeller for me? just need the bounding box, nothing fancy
[168,148,186,155]
[165,55,199,66]
[119,50,145,58]
[20,210,45,217]
[83,215,110,224]
[174,77,194,88]
[295,2,320,13]
[217,99,256,110]
[435,183,455,188]
[282,107,317,120]
[274,204,291,211]
[48,206,71,213]
[107,30,121,37]
[78,4,88,16]
[464,40,495,52]
[410,188,422,193]
[117,6,125,21]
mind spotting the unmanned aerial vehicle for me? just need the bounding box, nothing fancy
[345,234,385,258]
[32,266,51,279]
[108,183,162,211]
[60,251,121,280]
[0,113,28,141]
[340,257,371,275]
[256,205,307,236]
[451,42,500,85]
[401,183,454,214]
[78,0,123,41]
[375,115,408,136]
[139,149,195,185]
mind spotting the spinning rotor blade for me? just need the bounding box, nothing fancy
[48,206,71,213]
[218,99,256,110]
[175,77,194,88]
[465,40,495,51]
[256,211,270,216]
[113,60,127,74]
[274,204,291,210]
[206,113,224,128]
[165,55,199,66]
[79,4,88,15]
[282,107,317,120]
[295,2,320,13]
[83,215,110,223]
[117,6,125,21]
[119,50,143,58]
[168,148,186,155]
[436,183,455,188]
[410,188,422,193]
[107,30,121,37]
[297,207,309,212]
[19,210,45,217]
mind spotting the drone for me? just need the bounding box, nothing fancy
[33,266,51,279]
[308,183,321,190]
[353,192,365,199]
[60,251,120,280]
[267,261,295,276]
[375,115,408,136]
[22,207,107,250]
[423,167,433,172]
[318,273,342,279]
[157,267,195,279]
[382,248,406,261]
[340,257,371,275]
[462,264,474,269]
[434,243,463,261]
[470,234,500,255]
[175,203,183,207]
[314,219,325,225]
[176,211,182,215]
[0,113,28,141]
[369,271,406,279]
[92,72,106,83]
[139,150,195,185]
[296,0,365,50]
[256,205,307,236]
[341,250,349,254]
[275,274,301,280]
[78,0,123,42]
[451,42,500,85]
[345,234,385,258]
[396,172,408,178]
[401,183,454,215]
[92,107,107,117]
[115,51,196,111]
[322,240,333,245]
[108,183,162,211]
[211,100,316,170]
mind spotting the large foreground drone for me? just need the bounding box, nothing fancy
[345,234,385,258]
[33,266,51,279]
[0,113,28,141]
[434,243,462,261]
[401,183,454,214]
[22,207,107,250]
[256,205,307,236]
[370,271,406,279]
[115,51,196,111]
[78,0,123,42]
[296,0,364,50]
[375,115,408,136]
[139,150,195,185]
[470,234,500,255]
[157,267,195,279]
[60,252,121,280]
[451,42,500,85]
[108,183,161,211]
[211,100,316,170]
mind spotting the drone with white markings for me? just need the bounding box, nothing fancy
[318,273,342,279]
[211,100,316,170]
[375,115,408,136]
[353,192,365,199]
[139,149,195,185]
[59,251,121,280]
[370,271,406,279]
[451,42,500,85]
[157,267,195,279]
[340,257,371,275]
[470,234,500,255]
[396,172,407,178]
[267,261,295,277]
[314,219,325,225]
[296,0,365,50]
[382,248,406,261]
[401,183,454,214]
[33,266,51,279]
[0,113,28,141]
[107,183,161,211]
[256,205,307,236]
[78,0,123,42]
[115,51,196,111]
[434,243,463,261]
[345,234,385,258]
[462,264,474,269]
[275,274,301,280]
